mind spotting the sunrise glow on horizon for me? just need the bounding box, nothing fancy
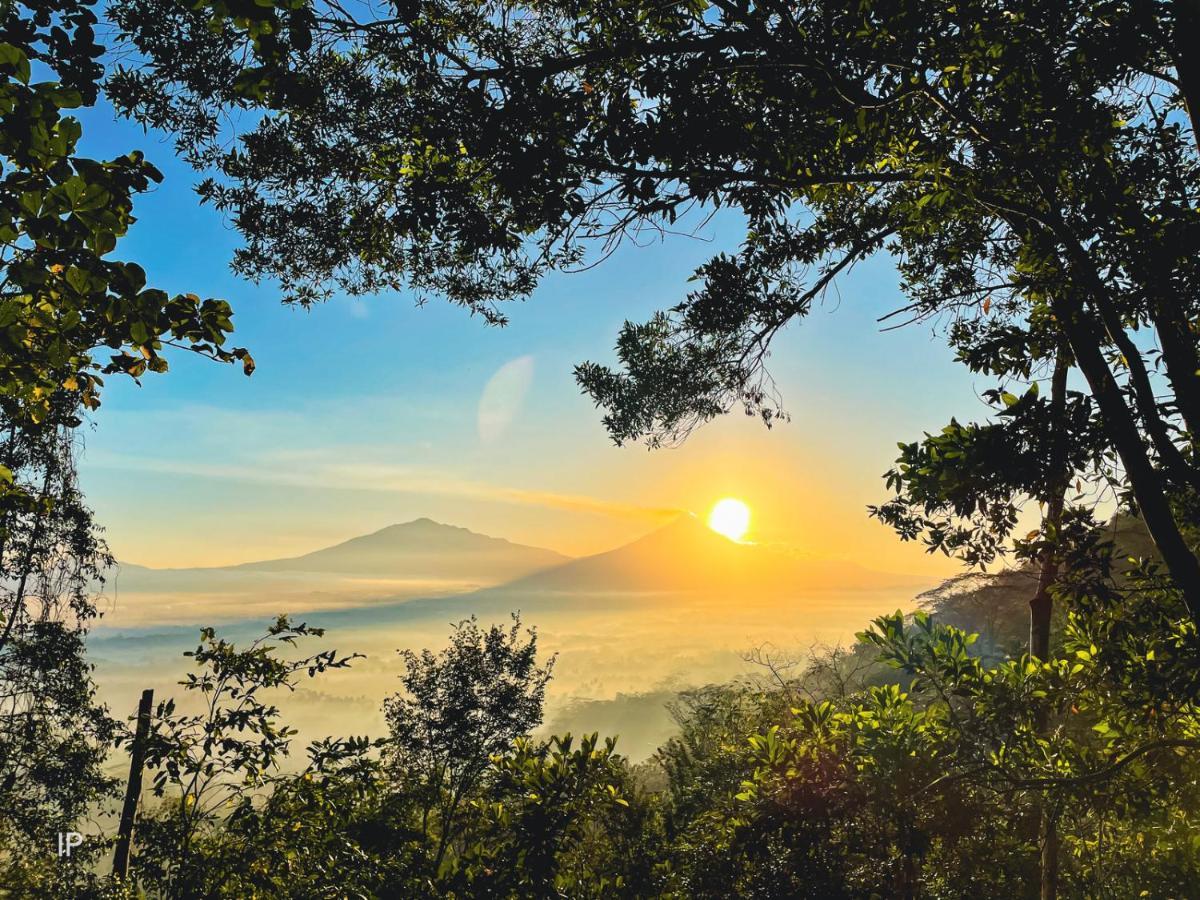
[707,498,751,542]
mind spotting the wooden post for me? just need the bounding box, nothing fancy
[113,688,154,879]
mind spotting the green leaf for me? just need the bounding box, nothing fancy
[46,87,84,109]
[0,43,31,83]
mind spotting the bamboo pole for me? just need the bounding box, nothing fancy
[113,688,154,879]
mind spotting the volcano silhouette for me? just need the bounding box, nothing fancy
[490,514,920,596]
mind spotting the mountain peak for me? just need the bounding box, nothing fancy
[383,517,459,532]
[666,511,736,537]
[233,519,569,579]
[622,512,749,554]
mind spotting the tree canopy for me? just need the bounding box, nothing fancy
[0,1,253,882]
[2,0,253,431]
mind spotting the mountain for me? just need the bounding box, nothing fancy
[489,514,924,596]
[98,520,571,627]
[97,516,926,631]
[231,518,569,581]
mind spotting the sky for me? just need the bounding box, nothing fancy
[71,98,988,578]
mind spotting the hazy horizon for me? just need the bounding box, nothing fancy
[105,513,944,576]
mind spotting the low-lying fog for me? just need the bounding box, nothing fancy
[90,518,929,762]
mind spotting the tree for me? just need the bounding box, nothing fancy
[126,616,632,899]
[2,0,252,433]
[0,393,118,889]
[383,614,555,880]
[0,423,112,798]
[133,617,359,896]
[1,0,257,877]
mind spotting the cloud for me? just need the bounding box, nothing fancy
[86,452,679,523]
[458,483,680,521]
[82,388,681,532]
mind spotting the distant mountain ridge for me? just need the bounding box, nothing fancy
[101,515,927,629]
[485,514,925,596]
[104,520,570,608]
[230,518,569,580]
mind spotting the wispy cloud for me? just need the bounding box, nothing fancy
[463,483,679,521]
[86,452,680,523]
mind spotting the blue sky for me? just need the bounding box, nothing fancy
[72,97,984,574]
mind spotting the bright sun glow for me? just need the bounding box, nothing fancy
[707,498,751,542]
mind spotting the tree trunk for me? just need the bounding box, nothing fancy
[0,465,54,654]
[1148,296,1200,445]
[1173,0,1200,155]
[1029,579,1056,665]
[1089,294,1200,491]
[1029,353,1070,899]
[1054,296,1200,620]
[895,822,921,900]
[1040,808,1060,900]
[1030,353,1071,663]
[1028,203,1200,619]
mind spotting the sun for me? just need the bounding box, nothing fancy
[707,498,751,542]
